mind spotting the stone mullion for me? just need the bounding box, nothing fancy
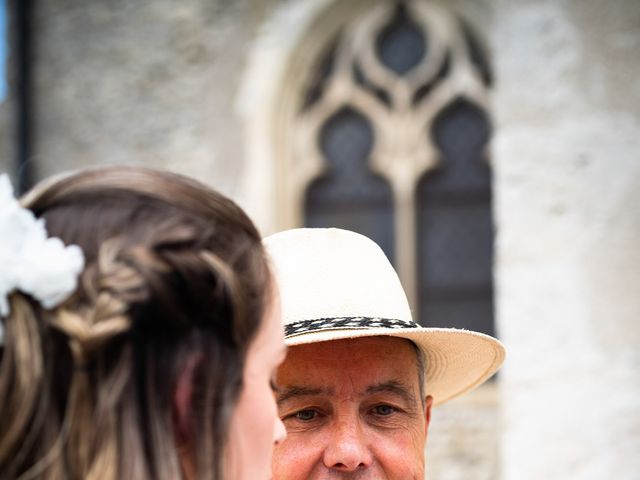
[394,178,419,313]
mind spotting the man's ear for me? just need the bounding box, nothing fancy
[424,395,434,441]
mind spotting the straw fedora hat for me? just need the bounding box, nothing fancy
[263,228,505,406]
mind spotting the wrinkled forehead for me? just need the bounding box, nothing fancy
[279,336,423,388]
[288,335,413,355]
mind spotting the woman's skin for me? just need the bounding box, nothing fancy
[175,283,287,480]
[228,283,288,479]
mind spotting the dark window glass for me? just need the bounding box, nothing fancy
[302,37,339,112]
[417,98,494,335]
[375,3,427,76]
[305,107,395,261]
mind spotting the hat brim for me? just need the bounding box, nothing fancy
[285,325,505,406]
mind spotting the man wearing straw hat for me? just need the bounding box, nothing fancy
[264,228,505,479]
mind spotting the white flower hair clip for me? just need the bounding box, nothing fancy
[0,174,85,343]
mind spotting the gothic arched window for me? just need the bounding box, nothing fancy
[279,1,494,335]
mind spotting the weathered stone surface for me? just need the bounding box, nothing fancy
[31,0,282,198]
[492,1,640,479]
[428,383,501,480]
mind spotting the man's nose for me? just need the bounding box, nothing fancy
[322,416,373,472]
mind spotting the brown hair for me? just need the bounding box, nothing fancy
[0,166,270,480]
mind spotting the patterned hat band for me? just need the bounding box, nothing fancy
[284,317,420,338]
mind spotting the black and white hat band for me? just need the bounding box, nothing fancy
[285,317,420,338]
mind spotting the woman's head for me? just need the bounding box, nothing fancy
[0,166,281,480]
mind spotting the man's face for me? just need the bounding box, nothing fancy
[272,336,432,479]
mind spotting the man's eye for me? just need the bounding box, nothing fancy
[372,404,397,416]
[294,409,318,421]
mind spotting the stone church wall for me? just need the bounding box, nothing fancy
[492,1,640,479]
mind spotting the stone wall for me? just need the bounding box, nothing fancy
[29,0,281,199]
[428,383,501,480]
[492,0,640,479]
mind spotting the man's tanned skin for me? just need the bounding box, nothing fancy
[272,336,433,479]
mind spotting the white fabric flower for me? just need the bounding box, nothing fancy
[0,174,85,319]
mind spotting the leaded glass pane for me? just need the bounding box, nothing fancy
[417,98,494,335]
[302,38,339,111]
[421,298,493,334]
[375,4,427,76]
[319,106,374,168]
[305,107,395,261]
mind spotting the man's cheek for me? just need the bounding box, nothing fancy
[375,433,425,479]
[272,437,319,480]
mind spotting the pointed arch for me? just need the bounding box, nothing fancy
[240,0,495,333]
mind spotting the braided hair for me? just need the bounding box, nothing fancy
[0,166,270,480]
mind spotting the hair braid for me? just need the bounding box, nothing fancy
[1,166,270,480]
[46,238,172,479]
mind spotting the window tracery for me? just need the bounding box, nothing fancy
[278,0,494,332]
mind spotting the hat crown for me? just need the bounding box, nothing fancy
[264,228,412,325]
[264,227,505,407]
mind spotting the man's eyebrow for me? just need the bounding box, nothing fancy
[366,380,418,405]
[276,386,330,405]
